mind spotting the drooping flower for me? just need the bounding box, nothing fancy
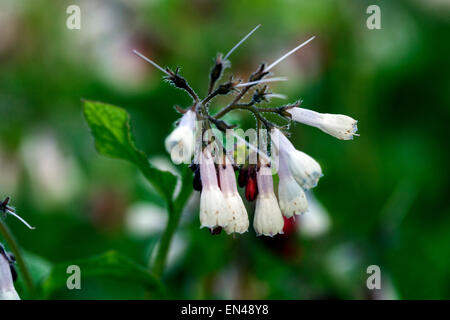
[277,151,308,218]
[219,159,249,234]
[287,107,358,140]
[199,149,232,229]
[0,246,19,300]
[253,161,284,236]
[271,129,322,190]
[165,110,196,165]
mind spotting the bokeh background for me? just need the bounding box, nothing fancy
[1,0,449,299]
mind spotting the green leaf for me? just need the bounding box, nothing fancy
[37,251,164,299]
[83,100,177,202]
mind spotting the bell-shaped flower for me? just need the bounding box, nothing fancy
[199,149,232,229]
[0,248,19,300]
[253,160,284,236]
[271,129,322,190]
[219,159,249,234]
[287,107,358,140]
[165,110,196,164]
[277,151,308,218]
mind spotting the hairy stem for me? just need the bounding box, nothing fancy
[215,103,282,120]
[0,221,34,293]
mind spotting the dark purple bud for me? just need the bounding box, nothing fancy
[210,226,222,235]
[238,166,249,188]
[193,168,202,192]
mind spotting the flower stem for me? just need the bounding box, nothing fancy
[152,202,181,278]
[0,221,34,293]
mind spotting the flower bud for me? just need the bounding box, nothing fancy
[193,167,202,192]
[282,216,297,236]
[245,166,258,201]
[210,227,223,235]
[209,55,224,86]
[237,166,249,188]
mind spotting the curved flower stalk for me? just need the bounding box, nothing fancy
[165,109,197,165]
[253,161,284,236]
[0,246,19,300]
[277,151,308,218]
[219,159,249,234]
[287,107,358,140]
[199,149,232,229]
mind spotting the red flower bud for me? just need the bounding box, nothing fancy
[245,176,258,201]
[282,216,297,235]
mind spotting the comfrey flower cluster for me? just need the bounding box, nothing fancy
[134,25,358,236]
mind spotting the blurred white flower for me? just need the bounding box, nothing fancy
[20,131,82,206]
[298,192,331,238]
[0,148,20,195]
[68,0,148,91]
[326,243,362,284]
[125,202,167,237]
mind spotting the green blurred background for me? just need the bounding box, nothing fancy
[1,0,449,299]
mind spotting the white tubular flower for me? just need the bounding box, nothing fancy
[199,149,232,229]
[287,150,322,189]
[277,151,308,218]
[287,107,358,140]
[253,162,284,236]
[219,160,249,234]
[164,110,196,165]
[0,250,20,300]
[271,129,322,190]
